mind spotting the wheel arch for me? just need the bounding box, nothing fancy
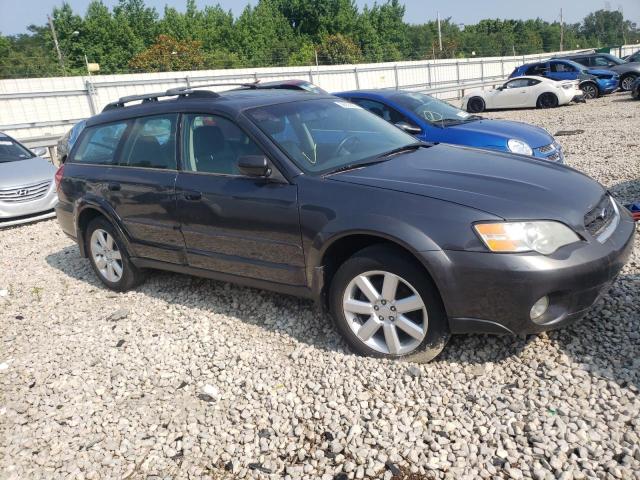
[75,200,132,258]
[313,230,445,311]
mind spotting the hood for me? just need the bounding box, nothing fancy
[587,68,617,77]
[611,63,640,74]
[0,157,56,188]
[329,144,604,229]
[433,119,553,150]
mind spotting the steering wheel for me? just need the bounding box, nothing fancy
[334,135,361,157]
[419,109,444,122]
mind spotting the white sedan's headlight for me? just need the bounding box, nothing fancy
[474,221,580,255]
[507,139,533,156]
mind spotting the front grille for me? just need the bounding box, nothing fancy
[547,152,561,162]
[0,180,51,203]
[595,74,614,80]
[537,143,555,154]
[584,195,616,237]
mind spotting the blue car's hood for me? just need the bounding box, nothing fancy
[426,119,553,150]
[586,68,615,76]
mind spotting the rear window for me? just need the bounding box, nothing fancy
[0,137,34,163]
[72,122,128,165]
[119,114,177,170]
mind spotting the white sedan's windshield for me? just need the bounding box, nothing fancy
[247,99,417,174]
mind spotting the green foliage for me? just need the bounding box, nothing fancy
[1,0,639,78]
[317,33,362,64]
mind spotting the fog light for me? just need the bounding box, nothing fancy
[530,296,549,321]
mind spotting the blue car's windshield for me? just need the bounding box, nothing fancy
[246,98,418,175]
[390,92,477,126]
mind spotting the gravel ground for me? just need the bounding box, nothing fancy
[1,93,639,480]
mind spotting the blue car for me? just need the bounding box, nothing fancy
[334,89,564,163]
[509,59,619,99]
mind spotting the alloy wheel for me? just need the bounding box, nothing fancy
[621,76,636,91]
[342,270,428,355]
[90,228,124,283]
[582,84,597,99]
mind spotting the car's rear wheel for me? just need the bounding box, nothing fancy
[620,74,638,92]
[466,96,485,113]
[329,245,450,363]
[580,82,599,100]
[86,217,145,291]
[537,92,559,109]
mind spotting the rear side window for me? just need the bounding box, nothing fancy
[119,114,178,170]
[351,98,411,124]
[550,62,576,73]
[525,64,547,75]
[570,57,590,67]
[72,122,128,165]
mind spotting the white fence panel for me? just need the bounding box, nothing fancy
[1,44,638,149]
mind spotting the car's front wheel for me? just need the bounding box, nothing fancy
[620,74,638,92]
[86,217,145,292]
[466,96,485,113]
[329,245,450,363]
[580,82,599,100]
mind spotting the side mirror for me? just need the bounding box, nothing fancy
[238,155,271,177]
[496,85,504,91]
[394,121,421,135]
[31,146,47,157]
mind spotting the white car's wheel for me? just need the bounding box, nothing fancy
[466,97,485,113]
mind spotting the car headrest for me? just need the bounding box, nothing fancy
[193,125,225,156]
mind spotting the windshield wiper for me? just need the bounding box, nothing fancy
[324,158,392,175]
[377,142,430,158]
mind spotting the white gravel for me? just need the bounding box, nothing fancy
[1,92,639,480]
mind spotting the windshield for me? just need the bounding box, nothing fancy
[563,59,590,73]
[390,91,475,126]
[246,99,417,175]
[0,136,34,163]
[601,53,625,65]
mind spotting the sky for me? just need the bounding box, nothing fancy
[1,0,639,35]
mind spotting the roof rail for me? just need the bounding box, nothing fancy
[102,81,260,112]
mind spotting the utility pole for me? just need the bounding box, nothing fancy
[48,15,65,75]
[437,12,443,52]
[559,8,564,52]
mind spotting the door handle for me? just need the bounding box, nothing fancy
[107,182,121,191]
[183,191,202,201]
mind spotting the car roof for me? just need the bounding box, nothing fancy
[508,75,548,81]
[86,89,336,128]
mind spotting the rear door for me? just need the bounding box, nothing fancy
[102,114,184,264]
[175,113,305,286]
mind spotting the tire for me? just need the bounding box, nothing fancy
[329,245,450,363]
[580,82,599,100]
[85,217,145,292]
[620,74,638,92]
[466,96,485,113]
[536,92,559,109]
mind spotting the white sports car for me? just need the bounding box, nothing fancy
[462,76,584,113]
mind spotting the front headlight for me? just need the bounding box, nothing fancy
[507,139,533,156]
[474,221,580,255]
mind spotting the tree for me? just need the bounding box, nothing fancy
[317,33,362,64]
[129,34,205,72]
[582,9,634,46]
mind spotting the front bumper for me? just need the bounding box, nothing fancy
[0,181,58,228]
[597,79,619,94]
[421,209,636,335]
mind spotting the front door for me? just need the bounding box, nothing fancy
[104,113,184,264]
[175,113,305,286]
[494,78,530,108]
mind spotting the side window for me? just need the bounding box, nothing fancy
[182,114,263,175]
[505,79,529,88]
[570,57,589,67]
[119,114,177,169]
[527,79,541,86]
[525,64,547,76]
[592,56,609,67]
[72,122,128,165]
[351,98,412,125]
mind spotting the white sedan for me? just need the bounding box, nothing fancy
[462,76,583,112]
